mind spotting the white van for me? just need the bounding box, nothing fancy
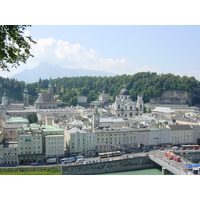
[172,146,179,150]
[76,158,85,163]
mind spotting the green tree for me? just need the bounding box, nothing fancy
[0,25,36,71]
[27,113,38,123]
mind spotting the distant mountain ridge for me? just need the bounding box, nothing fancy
[11,62,116,83]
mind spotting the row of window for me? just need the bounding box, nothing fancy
[20,151,41,154]
[20,146,41,150]
[20,137,41,140]
[47,142,63,145]
[46,150,64,154]
[46,137,63,140]
[47,146,63,149]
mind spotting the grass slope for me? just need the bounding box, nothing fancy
[0,166,62,175]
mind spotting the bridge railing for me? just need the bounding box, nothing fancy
[149,155,188,175]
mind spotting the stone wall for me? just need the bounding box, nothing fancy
[62,156,159,175]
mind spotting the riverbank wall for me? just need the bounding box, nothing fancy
[62,156,160,175]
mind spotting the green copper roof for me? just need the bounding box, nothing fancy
[6,117,29,123]
[2,92,8,100]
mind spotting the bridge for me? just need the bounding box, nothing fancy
[149,150,194,175]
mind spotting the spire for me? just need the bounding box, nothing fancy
[48,77,53,99]
[24,84,28,95]
[48,77,52,87]
[23,84,29,107]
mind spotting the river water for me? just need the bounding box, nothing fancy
[95,168,162,175]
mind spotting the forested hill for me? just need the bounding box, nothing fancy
[1,72,200,106]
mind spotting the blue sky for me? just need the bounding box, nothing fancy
[2,25,200,80]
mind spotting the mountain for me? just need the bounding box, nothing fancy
[11,62,116,83]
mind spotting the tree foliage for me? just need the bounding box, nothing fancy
[0,25,36,71]
[0,72,200,106]
[27,113,38,123]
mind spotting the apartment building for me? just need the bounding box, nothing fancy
[17,128,43,164]
[3,142,18,164]
[65,127,96,157]
[45,134,64,159]
[167,125,193,145]
[3,117,29,141]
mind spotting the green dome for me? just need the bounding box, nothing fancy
[2,92,8,100]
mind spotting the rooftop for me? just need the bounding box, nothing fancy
[18,124,64,132]
[168,124,192,130]
[45,135,64,138]
[6,117,29,123]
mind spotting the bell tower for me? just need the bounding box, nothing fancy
[92,105,100,132]
[48,77,54,100]
[23,84,29,107]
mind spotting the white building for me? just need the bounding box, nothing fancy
[17,128,43,164]
[167,124,194,145]
[45,135,64,159]
[3,142,18,164]
[98,91,109,104]
[111,86,144,117]
[77,96,87,104]
[65,127,96,157]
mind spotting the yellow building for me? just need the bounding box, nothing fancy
[45,135,64,159]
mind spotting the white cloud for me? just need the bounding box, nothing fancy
[97,58,133,74]
[29,37,99,68]
[27,37,135,75]
[0,35,169,78]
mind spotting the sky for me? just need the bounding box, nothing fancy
[2,25,200,80]
[1,25,200,80]
[1,1,200,83]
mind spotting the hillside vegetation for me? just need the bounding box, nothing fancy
[1,72,200,106]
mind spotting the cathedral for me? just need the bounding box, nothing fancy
[111,86,144,117]
[34,78,58,109]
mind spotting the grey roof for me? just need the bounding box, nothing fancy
[119,88,130,95]
[35,93,55,104]
[168,125,192,130]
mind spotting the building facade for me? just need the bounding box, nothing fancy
[98,91,109,104]
[34,78,58,109]
[17,128,43,164]
[3,117,29,141]
[3,142,18,164]
[45,134,64,159]
[111,86,144,117]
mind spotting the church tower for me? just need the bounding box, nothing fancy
[136,94,144,113]
[1,92,8,106]
[23,84,29,107]
[48,77,54,100]
[92,105,100,132]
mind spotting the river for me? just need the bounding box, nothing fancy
[95,168,162,175]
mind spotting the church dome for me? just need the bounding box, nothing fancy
[2,93,8,101]
[119,86,130,95]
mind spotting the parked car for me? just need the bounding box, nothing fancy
[31,162,38,166]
